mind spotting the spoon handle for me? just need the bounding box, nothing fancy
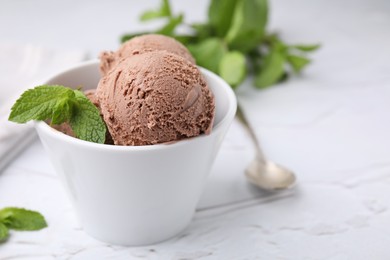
[236,103,266,161]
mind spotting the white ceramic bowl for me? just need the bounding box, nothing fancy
[35,60,237,246]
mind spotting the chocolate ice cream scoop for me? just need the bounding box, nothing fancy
[96,51,215,146]
[99,34,195,76]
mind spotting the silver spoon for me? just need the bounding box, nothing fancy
[236,104,296,191]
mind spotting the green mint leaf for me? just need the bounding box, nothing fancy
[157,14,184,36]
[0,207,47,231]
[247,48,263,73]
[0,222,9,242]
[140,0,172,21]
[140,11,165,21]
[208,0,238,37]
[255,47,286,88]
[172,35,197,45]
[51,91,76,125]
[69,90,106,144]
[188,38,227,73]
[9,85,107,144]
[191,23,214,41]
[225,0,268,53]
[219,51,247,88]
[292,44,321,52]
[8,85,75,124]
[287,55,310,73]
[266,34,288,50]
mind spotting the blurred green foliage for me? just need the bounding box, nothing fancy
[121,0,320,89]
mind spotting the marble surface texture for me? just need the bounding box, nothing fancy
[1,0,390,259]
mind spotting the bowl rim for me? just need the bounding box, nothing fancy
[34,59,237,152]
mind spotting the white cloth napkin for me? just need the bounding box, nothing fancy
[0,44,86,172]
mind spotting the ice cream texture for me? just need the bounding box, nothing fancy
[99,34,195,76]
[96,50,215,146]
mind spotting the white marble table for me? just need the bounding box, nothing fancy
[1,0,390,259]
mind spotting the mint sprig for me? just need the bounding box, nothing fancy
[0,207,47,242]
[9,85,106,144]
[121,0,320,89]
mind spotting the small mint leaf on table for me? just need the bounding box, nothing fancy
[0,222,9,242]
[70,90,106,144]
[0,207,47,231]
[219,51,247,88]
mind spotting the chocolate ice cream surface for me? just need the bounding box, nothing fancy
[97,51,215,146]
[99,34,195,76]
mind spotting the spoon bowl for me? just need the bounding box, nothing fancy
[236,104,297,191]
[245,158,296,191]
